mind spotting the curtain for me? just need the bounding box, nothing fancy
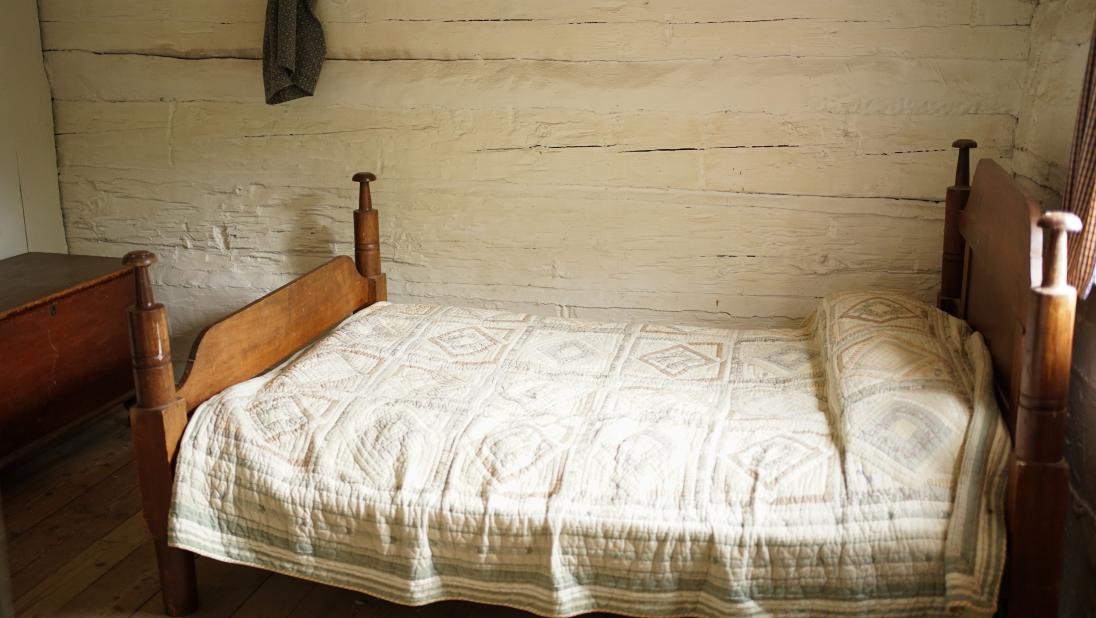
[1065,19,1096,297]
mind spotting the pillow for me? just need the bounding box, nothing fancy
[810,291,976,489]
[811,291,1009,613]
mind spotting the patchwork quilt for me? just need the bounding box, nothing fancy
[169,292,1009,617]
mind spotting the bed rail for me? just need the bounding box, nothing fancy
[124,173,384,615]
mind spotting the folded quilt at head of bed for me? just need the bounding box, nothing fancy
[169,291,1009,617]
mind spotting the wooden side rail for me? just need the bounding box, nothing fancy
[125,173,383,615]
[1005,211,1082,617]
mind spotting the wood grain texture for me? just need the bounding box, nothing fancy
[7,461,140,595]
[1,409,132,535]
[175,256,371,411]
[959,159,1044,426]
[944,156,1080,616]
[45,52,1023,115]
[41,21,1030,62]
[0,252,130,317]
[38,1,1030,354]
[1004,213,1081,617]
[1010,1,1096,615]
[14,512,148,617]
[0,254,135,461]
[123,251,198,616]
[0,412,447,616]
[36,0,1034,27]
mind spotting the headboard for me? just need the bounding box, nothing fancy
[955,159,1044,428]
[938,142,1081,617]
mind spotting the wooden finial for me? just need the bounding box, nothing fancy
[1038,211,1084,289]
[952,138,977,187]
[352,172,376,212]
[121,249,198,615]
[123,250,158,309]
[351,173,387,301]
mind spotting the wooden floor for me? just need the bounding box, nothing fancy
[1,408,557,618]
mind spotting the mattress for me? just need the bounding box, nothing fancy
[169,291,1009,617]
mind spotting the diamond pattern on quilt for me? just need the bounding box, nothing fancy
[446,305,535,324]
[761,343,813,370]
[729,434,823,490]
[577,419,693,505]
[539,338,597,365]
[429,326,500,356]
[468,420,571,487]
[753,342,818,376]
[272,347,382,391]
[510,323,626,378]
[730,387,829,428]
[491,372,594,415]
[171,295,1009,618]
[338,406,441,488]
[841,296,920,323]
[639,344,717,377]
[729,334,820,386]
[850,399,960,482]
[376,363,480,403]
[387,303,443,317]
[837,333,956,385]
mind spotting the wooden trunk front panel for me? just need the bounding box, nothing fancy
[0,271,135,458]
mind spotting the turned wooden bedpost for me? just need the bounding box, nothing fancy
[939,138,977,316]
[1006,212,1082,617]
[122,251,198,616]
[352,172,387,302]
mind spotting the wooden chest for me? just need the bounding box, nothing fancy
[0,253,136,462]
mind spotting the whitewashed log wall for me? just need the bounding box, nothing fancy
[40,0,1034,352]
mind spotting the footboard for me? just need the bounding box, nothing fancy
[123,173,385,616]
[175,256,370,411]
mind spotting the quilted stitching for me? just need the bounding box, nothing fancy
[169,293,1008,617]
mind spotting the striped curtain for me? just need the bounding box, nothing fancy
[1065,20,1096,298]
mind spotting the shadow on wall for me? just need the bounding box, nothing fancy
[164,192,348,369]
[283,193,342,276]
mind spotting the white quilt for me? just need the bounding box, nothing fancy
[169,292,1009,617]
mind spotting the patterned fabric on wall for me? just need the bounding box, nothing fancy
[1065,19,1096,297]
[263,0,325,104]
[168,292,1010,617]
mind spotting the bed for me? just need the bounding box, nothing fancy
[122,142,1081,617]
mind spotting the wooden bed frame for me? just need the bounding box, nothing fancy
[123,146,1081,617]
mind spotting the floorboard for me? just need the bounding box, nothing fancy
[1,406,587,617]
[54,542,161,617]
[8,460,140,594]
[14,512,146,617]
[229,574,314,618]
[2,408,132,536]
